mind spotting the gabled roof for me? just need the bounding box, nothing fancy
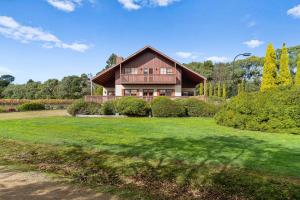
[92,46,207,85]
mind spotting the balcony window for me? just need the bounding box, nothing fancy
[124,67,137,74]
[124,89,139,96]
[160,67,173,75]
[160,67,167,74]
[158,89,174,96]
[144,68,148,75]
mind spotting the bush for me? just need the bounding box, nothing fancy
[151,97,185,117]
[101,100,116,115]
[115,97,149,116]
[18,103,45,111]
[67,99,101,116]
[179,98,221,117]
[215,87,300,133]
[0,107,5,113]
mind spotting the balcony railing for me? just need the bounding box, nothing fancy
[121,74,176,84]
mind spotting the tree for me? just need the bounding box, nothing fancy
[222,83,227,99]
[261,43,278,91]
[39,79,59,99]
[279,43,292,86]
[0,74,15,88]
[295,53,300,86]
[209,83,213,97]
[217,82,221,97]
[199,83,204,95]
[214,84,218,96]
[205,82,209,96]
[105,54,117,69]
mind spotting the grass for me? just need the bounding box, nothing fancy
[0,113,300,199]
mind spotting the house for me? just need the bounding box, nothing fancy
[90,46,207,102]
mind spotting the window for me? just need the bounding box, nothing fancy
[124,67,137,74]
[144,68,148,75]
[158,89,174,96]
[160,67,167,74]
[182,91,194,96]
[160,67,173,75]
[124,89,139,96]
[167,68,173,74]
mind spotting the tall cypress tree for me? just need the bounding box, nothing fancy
[222,83,227,99]
[199,83,204,95]
[217,82,221,97]
[209,83,213,97]
[279,43,292,86]
[261,43,278,92]
[295,53,300,87]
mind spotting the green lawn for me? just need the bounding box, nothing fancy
[0,115,300,199]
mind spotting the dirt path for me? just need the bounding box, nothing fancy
[0,110,69,120]
[0,166,119,200]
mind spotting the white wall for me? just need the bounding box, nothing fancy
[115,85,182,96]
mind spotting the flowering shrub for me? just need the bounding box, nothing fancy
[0,99,74,106]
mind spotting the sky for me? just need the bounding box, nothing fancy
[0,0,300,83]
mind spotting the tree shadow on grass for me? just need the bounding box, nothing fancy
[94,135,300,199]
[1,135,300,200]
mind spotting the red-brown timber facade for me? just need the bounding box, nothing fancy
[89,46,207,103]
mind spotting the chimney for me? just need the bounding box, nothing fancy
[116,56,124,65]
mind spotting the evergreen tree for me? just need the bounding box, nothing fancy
[209,83,213,97]
[295,53,300,86]
[205,83,209,96]
[222,83,227,99]
[199,83,204,95]
[217,82,221,97]
[279,43,292,86]
[261,43,278,91]
[238,83,242,95]
[214,84,218,96]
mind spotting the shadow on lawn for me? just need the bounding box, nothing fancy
[1,135,300,200]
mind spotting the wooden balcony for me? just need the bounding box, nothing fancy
[120,74,176,84]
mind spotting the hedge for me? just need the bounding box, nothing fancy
[178,98,221,117]
[67,99,101,116]
[215,87,300,134]
[151,97,186,117]
[115,97,149,116]
[17,103,45,111]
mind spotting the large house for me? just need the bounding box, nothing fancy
[92,46,207,99]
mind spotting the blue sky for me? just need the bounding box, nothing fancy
[0,0,300,83]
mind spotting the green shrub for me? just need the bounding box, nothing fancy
[67,99,101,116]
[151,97,185,117]
[178,98,221,117]
[215,87,300,133]
[101,100,116,115]
[0,107,5,113]
[18,103,45,111]
[115,97,149,116]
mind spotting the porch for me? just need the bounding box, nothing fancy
[85,95,208,104]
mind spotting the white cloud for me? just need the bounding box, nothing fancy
[205,56,228,63]
[118,0,141,10]
[176,51,192,59]
[0,66,14,75]
[0,16,90,52]
[47,0,77,12]
[118,0,180,10]
[176,51,200,60]
[243,39,264,48]
[287,4,300,18]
